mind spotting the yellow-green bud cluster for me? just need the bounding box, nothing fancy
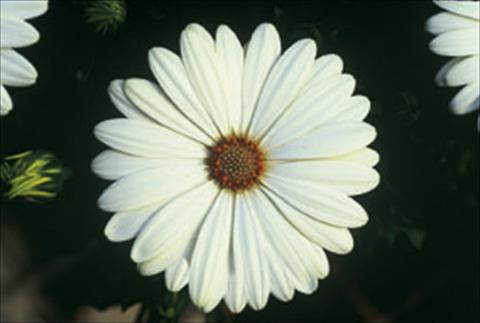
[0,150,69,201]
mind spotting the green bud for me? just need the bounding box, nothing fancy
[0,150,70,201]
[85,0,127,35]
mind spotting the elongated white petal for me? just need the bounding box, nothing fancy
[0,85,13,116]
[261,55,344,139]
[134,181,218,266]
[263,189,354,254]
[249,39,317,138]
[266,249,295,302]
[263,175,369,228]
[108,80,149,121]
[0,49,36,86]
[303,54,344,91]
[92,150,201,181]
[329,95,371,123]
[94,119,206,159]
[430,28,480,57]
[224,198,248,313]
[148,48,219,138]
[166,258,190,292]
[98,162,208,212]
[434,58,461,87]
[241,23,281,132]
[1,0,48,19]
[216,25,243,132]
[252,190,328,287]
[189,190,233,313]
[235,195,270,310]
[181,23,231,135]
[268,122,376,160]
[439,55,480,87]
[0,15,39,48]
[434,0,480,20]
[328,148,380,167]
[269,160,379,196]
[262,74,355,147]
[124,78,212,144]
[225,266,247,313]
[105,204,159,242]
[449,82,480,115]
[426,12,479,35]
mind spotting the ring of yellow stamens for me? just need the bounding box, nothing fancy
[207,135,266,192]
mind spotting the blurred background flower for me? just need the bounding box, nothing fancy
[425,0,480,130]
[0,0,48,116]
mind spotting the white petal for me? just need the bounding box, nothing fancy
[234,195,270,310]
[434,0,480,20]
[434,57,463,87]
[268,122,376,160]
[94,119,206,159]
[148,47,219,138]
[328,148,380,167]
[265,54,344,138]
[449,82,480,115]
[437,55,480,87]
[269,160,379,196]
[303,54,344,91]
[216,25,243,132]
[92,150,201,181]
[224,200,248,313]
[1,0,48,19]
[258,219,296,302]
[166,258,190,292]
[266,249,295,302]
[105,205,159,242]
[124,78,212,145]
[180,23,231,135]
[252,190,328,288]
[0,15,39,48]
[224,255,247,313]
[249,39,317,138]
[329,95,371,123]
[429,28,480,57]
[0,49,37,86]
[263,189,354,254]
[426,12,479,35]
[189,190,233,313]
[262,74,356,147]
[98,162,208,212]
[263,174,369,228]
[134,181,218,267]
[0,85,13,116]
[108,80,149,121]
[241,23,281,132]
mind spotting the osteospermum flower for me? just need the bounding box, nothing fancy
[92,23,380,313]
[426,0,480,130]
[0,0,48,116]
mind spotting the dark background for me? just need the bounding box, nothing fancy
[1,0,478,322]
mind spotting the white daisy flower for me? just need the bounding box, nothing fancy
[0,0,48,116]
[426,0,480,130]
[92,23,380,313]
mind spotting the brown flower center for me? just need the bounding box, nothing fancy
[207,135,266,192]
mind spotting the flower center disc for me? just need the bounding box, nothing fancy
[207,135,266,192]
